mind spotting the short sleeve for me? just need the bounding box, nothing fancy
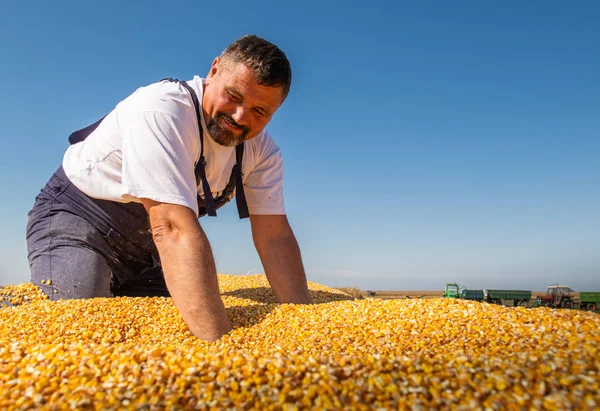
[243,142,286,215]
[121,111,200,214]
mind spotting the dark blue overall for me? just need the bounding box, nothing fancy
[26,79,249,299]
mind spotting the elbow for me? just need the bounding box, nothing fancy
[151,221,180,245]
[151,218,200,253]
[143,200,200,247]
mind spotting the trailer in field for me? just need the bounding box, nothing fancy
[577,292,600,311]
[461,289,484,301]
[443,283,532,306]
[485,289,532,306]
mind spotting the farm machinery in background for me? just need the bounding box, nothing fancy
[443,282,600,311]
[538,285,599,311]
[443,283,531,306]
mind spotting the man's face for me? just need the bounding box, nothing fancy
[202,58,285,147]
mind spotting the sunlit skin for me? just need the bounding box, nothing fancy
[202,57,286,147]
[136,56,309,342]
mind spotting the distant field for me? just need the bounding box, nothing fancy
[365,290,555,300]
[368,290,443,299]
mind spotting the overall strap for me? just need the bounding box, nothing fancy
[68,115,107,144]
[161,77,217,217]
[162,78,249,219]
[67,78,250,219]
[234,143,250,219]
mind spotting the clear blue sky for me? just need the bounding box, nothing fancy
[1,1,599,291]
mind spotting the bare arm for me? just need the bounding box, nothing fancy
[141,198,231,341]
[250,214,311,304]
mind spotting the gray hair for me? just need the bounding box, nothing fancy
[220,35,292,99]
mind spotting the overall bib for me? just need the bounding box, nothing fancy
[26,78,249,299]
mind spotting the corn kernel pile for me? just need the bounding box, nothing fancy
[1,274,599,410]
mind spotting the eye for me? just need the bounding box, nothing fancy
[253,108,267,117]
[226,90,242,103]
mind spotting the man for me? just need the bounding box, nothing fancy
[26,35,312,342]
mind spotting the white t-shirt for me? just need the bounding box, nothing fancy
[62,76,285,217]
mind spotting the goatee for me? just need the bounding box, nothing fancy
[207,113,249,147]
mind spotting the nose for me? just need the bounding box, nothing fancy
[231,104,248,126]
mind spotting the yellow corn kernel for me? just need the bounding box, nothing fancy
[0,274,598,410]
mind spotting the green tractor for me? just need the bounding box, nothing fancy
[443,283,484,300]
[442,283,460,298]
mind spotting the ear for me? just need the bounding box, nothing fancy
[207,57,220,79]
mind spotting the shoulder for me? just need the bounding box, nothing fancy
[242,130,284,179]
[117,79,197,122]
[246,129,281,160]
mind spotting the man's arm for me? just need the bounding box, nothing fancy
[250,214,312,304]
[141,198,231,342]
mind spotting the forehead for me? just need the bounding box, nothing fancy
[217,62,285,110]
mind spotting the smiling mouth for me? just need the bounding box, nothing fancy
[220,116,243,130]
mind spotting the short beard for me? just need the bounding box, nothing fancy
[207,113,249,147]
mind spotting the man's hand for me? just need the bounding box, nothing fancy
[141,198,231,342]
[250,214,312,304]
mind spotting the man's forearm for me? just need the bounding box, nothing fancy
[154,225,231,342]
[255,231,312,304]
